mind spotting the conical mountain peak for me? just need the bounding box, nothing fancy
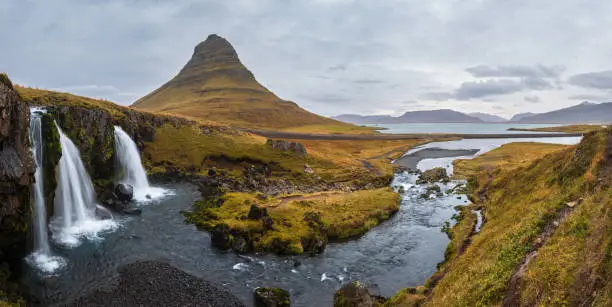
[132,34,345,129]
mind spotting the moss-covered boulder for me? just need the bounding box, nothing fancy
[333,281,374,307]
[417,167,449,184]
[254,287,291,307]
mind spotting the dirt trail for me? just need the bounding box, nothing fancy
[502,203,579,306]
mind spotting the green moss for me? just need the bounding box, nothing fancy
[185,188,400,255]
[0,73,14,90]
[41,113,61,217]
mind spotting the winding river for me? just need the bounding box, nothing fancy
[23,136,582,307]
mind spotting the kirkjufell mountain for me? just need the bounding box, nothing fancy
[132,34,349,129]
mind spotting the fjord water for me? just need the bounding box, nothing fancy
[24,137,581,306]
[113,126,166,201]
[371,123,564,134]
[26,109,65,273]
[51,124,117,247]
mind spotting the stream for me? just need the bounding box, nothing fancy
[23,136,582,307]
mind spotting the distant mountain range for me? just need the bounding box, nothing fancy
[333,109,483,124]
[334,102,612,125]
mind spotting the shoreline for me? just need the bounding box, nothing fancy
[245,129,582,140]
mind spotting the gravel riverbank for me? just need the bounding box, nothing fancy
[394,148,479,170]
[61,261,245,307]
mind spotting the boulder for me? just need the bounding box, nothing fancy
[231,236,248,254]
[304,164,314,174]
[210,224,233,250]
[114,183,134,202]
[417,167,449,184]
[254,287,291,307]
[248,204,268,220]
[95,205,113,220]
[122,208,143,215]
[266,139,307,157]
[333,281,374,307]
[262,216,274,230]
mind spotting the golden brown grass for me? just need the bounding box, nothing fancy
[453,142,570,178]
[421,129,610,306]
[185,188,400,254]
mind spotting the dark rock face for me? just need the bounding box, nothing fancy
[0,74,34,299]
[254,287,291,307]
[333,281,374,307]
[52,106,115,182]
[210,224,233,250]
[248,204,268,220]
[114,183,134,202]
[40,113,61,219]
[266,139,307,157]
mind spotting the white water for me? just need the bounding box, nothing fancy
[51,124,117,247]
[26,108,65,273]
[113,126,166,202]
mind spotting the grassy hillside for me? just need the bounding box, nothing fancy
[508,124,607,133]
[389,128,612,306]
[132,34,370,133]
[453,142,570,178]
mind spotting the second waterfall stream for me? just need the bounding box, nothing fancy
[113,126,167,201]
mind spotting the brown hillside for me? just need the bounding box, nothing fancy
[132,34,359,131]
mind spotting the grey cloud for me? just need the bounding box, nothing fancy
[568,71,612,90]
[351,78,385,84]
[465,65,565,78]
[524,95,541,103]
[297,93,351,103]
[328,64,347,71]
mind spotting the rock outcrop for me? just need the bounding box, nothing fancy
[254,287,291,307]
[417,167,449,184]
[0,73,34,300]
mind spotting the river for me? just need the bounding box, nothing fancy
[23,136,582,306]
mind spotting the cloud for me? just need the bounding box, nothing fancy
[568,70,612,90]
[524,95,540,103]
[328,64,347,71]
[2,0,612,117]
[424,77,554,101]
[465,65,565,78]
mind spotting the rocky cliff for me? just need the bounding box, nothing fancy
[0,74,34,301]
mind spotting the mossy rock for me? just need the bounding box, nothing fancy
[417,167,449,184]
[334,281,374,307]
[0,73,14,90]
[254,287,291,307]
[41,113,61,218]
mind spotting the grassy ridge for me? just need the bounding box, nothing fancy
[419,129,611,306]
[453,142,570,178]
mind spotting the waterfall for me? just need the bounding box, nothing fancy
[51,123,117,247]
[113,126,166,201]
[29,109,50,253]
[26,108,64,273]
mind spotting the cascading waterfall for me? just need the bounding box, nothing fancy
[113,126,166,201]
[51,123,117,247]
[26,108,64,273]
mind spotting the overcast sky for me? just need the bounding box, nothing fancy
[2,0,612,118]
